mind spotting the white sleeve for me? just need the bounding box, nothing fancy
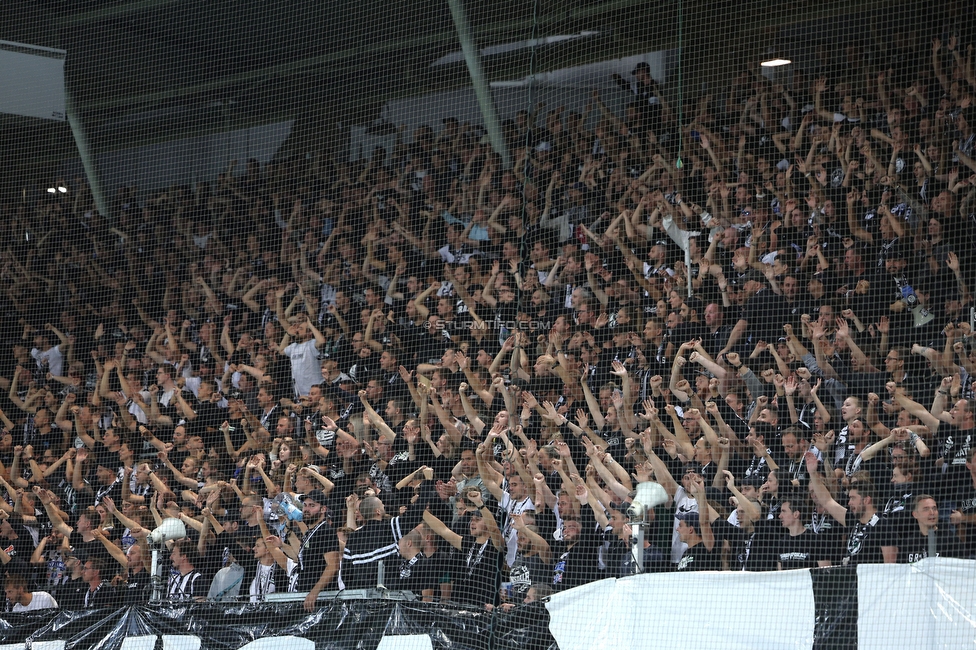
[184,376,202,398]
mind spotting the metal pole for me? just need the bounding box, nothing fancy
[65,87,110,218]
[447,0,511,168]
[685,246,693,298]
[150,547,163,602]
[631,521,645,574]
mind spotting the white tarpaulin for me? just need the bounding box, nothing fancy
[546,571,817,650]
[857,558,976,650]
[0,40,66,121]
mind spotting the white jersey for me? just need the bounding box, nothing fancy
[670,487,698,564]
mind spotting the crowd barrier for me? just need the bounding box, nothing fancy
[3,559,974,650]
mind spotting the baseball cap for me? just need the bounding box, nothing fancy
[675,510,700,529]
[741,474,765,489]
[225,389,245,401]
[682,462,702,476]
[303,490,328,506]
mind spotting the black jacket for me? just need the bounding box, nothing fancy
[339,482,432,589]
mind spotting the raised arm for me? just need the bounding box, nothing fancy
[639,430,677,499]
[580,376,606,430]
[422,510,463,550]
[804,452,847,526]
[689,475,714,551]
[467,490,505,551]
[359,391,397,441]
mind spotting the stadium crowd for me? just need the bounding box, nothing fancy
[3,32,976,615]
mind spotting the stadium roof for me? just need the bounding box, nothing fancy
[0,0,938,194]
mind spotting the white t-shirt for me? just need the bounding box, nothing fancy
[499,490,535,567]
[128,386,176,426]
[31,345,64,378]
[670,487,698,564]
[283,338,322,397]
[12,591,59,611]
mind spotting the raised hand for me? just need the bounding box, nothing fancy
[804,451,820,475]
[576,408,589,429]
[784,376,798,396]
[722,470,737,491]
[610,360,628,377]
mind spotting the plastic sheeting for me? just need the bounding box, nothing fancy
[5,559,973,650]
[546,572,818,650]
[857,558,976,650]
[811,566,858,650]
[0,600,555,650]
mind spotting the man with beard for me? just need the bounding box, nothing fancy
[806,455,897,565]
[296,490,341,611]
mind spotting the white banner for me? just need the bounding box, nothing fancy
[857,558,976,650]
[547,571,816,650]
[0,40,66,121]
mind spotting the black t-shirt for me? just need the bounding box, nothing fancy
[509,551,551,597]
[675,541,720,571]
[842,451,887,486]
[896,527,961,564]
[777,530,821,570]
[550,512,602,591]
[193,402,227,449]
[842,513,896,566]
[810,513,845,564]
[453,534,501,606]
[385,447,419,485]
[122,568,153,602]
[739,288,790,345]
[69,531,113,565]
[295,518,340,592]
[937,425,974,500]
[956,483,976,558]
[53,576,87,610]
[725,522,778,572]
[880,482,917,535]
[389,553,438,597]
[1,516,37,565]
[323,457,368,512]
